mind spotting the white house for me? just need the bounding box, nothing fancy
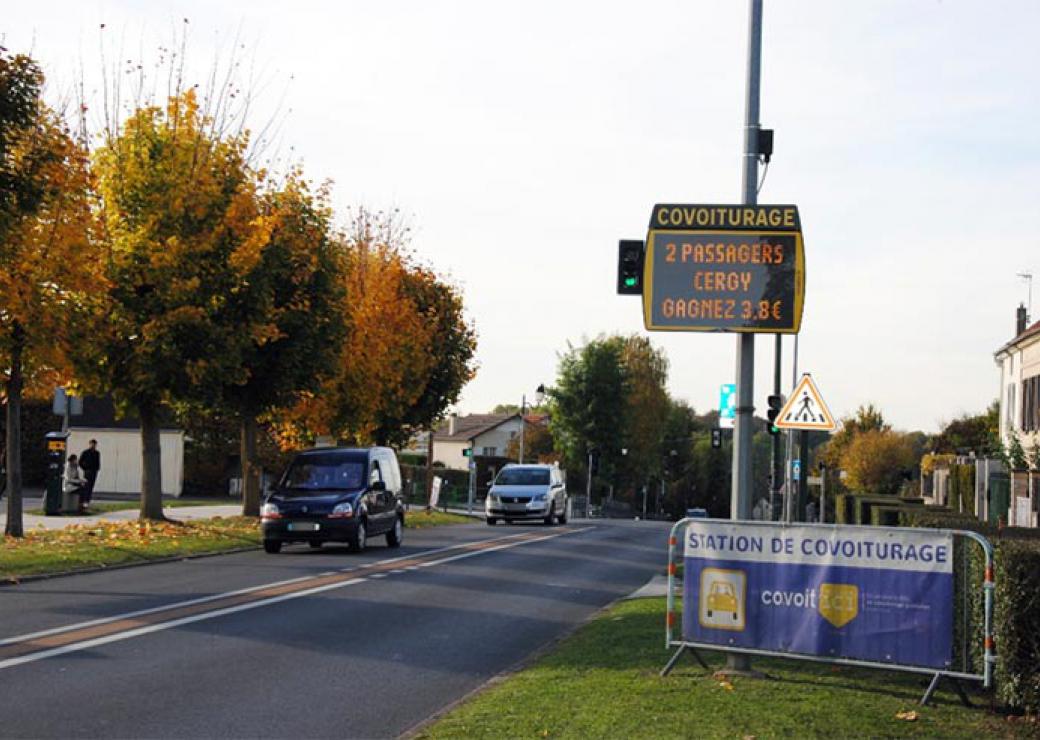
[994,305,1040,527]
[431,413,522,471]
[66,397,185,497]
[994,305,1040,453]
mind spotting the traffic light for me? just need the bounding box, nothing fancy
[616,240,644,295]
[766,394,784,435]
[711,428,722,449]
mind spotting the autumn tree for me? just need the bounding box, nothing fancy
[79,90,265,520]
[1,49,99,537]
[840,429,918,495]
[219,173,346,516]
[618,336,670,487]
[279,208,476,448]
[817,403,889,473]
[931,401,1000,456]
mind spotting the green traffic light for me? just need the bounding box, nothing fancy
[624,277,637,287]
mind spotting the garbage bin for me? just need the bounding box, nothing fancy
[44,431,69,515]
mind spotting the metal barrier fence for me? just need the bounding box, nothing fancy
[662,518,995,706]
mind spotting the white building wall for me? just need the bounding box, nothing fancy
[67,427,185,496]
[433,440,471,470]
[473,420,521,457]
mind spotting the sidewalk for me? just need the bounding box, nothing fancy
[1,489,243,531]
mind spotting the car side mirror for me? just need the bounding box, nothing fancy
[370,480,386,492]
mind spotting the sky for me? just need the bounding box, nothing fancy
[6,0,1039,433]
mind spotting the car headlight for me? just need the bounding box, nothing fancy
[260,502,281,520]
[533,493,547,502]
[328,502,354,519]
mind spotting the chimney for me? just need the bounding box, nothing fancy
[448,413,457,436]
[1016,304,1028,337]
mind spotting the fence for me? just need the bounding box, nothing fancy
[662,518,995,706]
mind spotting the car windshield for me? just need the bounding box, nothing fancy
[495,468,550,486]
[280,454,366,494]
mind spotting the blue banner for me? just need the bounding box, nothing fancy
[682,522,953,669]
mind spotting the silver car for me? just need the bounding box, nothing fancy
[485,464,568,526]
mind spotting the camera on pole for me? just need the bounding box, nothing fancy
[767,394,784,436]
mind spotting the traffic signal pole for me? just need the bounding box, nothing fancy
[726,0,764,675]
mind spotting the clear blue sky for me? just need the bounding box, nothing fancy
[8,0,1039,432]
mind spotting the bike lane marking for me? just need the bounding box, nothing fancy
[0,527,587,671]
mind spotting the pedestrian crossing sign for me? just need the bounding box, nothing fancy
[774,374,836,432]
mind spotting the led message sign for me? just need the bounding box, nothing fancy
[643,204,804,333]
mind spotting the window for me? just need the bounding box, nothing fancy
[370,461,383,485]
[1008,384,1017,431]
[1023,375,1040,433]
[482,447,497,457]
[496,468,551,486]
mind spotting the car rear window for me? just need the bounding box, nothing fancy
[281,453,367,493]
[496,468,550,486]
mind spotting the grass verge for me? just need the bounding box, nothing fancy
[406,510,473,528]
[417,597,1038,739]
[1,517,261,582]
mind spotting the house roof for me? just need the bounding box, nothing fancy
[433,413,520,442]
[996,319,1040,357]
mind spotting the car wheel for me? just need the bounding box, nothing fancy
[263,539,282,554]
[543,508,555,526]
[486,517,498,526]
[309,541,323,550]
[558,506,568,525]
[386,516,403,548]
[349,520,367,552]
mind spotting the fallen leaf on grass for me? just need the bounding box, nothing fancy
[895,711,918,722]
[718,680,734,691]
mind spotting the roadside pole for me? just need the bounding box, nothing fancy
[771,334,783,519]
[467,444,475,514]
[727,0,764,674]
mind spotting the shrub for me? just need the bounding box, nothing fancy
[902,509,1040,712]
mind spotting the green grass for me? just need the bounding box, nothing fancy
[27,499,217,516]
[419,598,1038,739]
[406,510,474,528]
[1,517,261,581]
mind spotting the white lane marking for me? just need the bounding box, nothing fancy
[0,534,533,649]
[0,529,586,670]
[0,577,369,671]
[369,573,387,579]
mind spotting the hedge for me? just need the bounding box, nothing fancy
[902,509,1040,712]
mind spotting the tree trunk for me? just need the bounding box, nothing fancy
[139,404,165,521]
[240,414,261,518]
[4,324,25,538]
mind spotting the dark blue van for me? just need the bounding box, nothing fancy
[260,447,405,553]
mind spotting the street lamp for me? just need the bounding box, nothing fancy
[519,384,546,464]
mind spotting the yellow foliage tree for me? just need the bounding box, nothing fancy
[840,429,917,496]
[1,53,99,536]
[80,90,267,520]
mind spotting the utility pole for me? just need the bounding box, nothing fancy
[727,0,763,674]
[771,335,783,519]
[519,394,526,464]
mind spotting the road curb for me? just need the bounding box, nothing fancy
[2,545,261,587]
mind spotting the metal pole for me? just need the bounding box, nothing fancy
[727,0,763,675]
[797,429,809,521]
[586,449,593,509]
[519,394,526,464]
[771,334,782,519]
[785,332,799,522]
[820,465,827,523]
[731,0,762,523]
[467,444,475,514]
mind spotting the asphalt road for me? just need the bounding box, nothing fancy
[0,519,669,739]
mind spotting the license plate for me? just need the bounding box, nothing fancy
[288,522,320,532]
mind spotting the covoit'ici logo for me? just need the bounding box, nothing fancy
[760,583,859,628]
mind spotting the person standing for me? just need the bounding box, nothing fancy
[79,439,101,512]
